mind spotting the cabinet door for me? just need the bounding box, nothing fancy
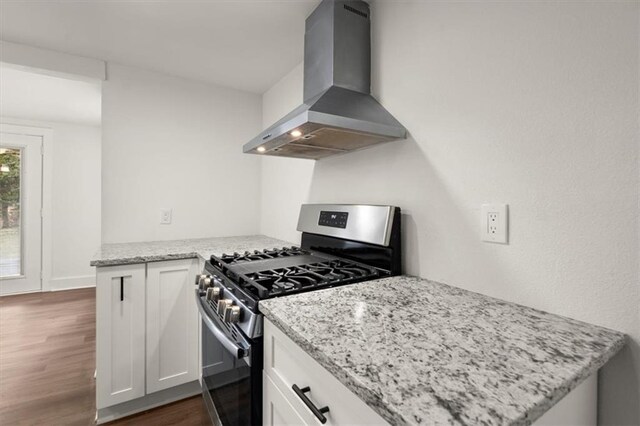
[146,258,199,393]
[96,264,146,409]
[264,372,307,426]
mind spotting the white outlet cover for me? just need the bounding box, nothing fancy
[160,208,172,225]
[481,204,508,244]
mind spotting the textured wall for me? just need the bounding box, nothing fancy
[259,2,640,423]
[102,63,263,243]
[261,63,315,245]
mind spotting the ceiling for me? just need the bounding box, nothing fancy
[0,65,102,126]
[0,0,320,94]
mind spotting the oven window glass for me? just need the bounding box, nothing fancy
[202,320,252,425]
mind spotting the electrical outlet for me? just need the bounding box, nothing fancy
[481,204,508,244]
[160,208,172,225]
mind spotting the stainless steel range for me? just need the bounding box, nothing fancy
[195,204,401,425]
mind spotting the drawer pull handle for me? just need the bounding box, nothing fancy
[292,384,329,424]
[120,277,124,302]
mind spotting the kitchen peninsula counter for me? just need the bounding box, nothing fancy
[90,235,294,267]
[259,275,626,425]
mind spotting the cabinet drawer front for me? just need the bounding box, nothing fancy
[264,372,307,426]
[264,319,388,426]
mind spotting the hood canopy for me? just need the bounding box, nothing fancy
[243,0,406,160]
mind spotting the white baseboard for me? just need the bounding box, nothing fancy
[49,275,95,291]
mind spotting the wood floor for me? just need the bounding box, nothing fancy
[0,288,207,425]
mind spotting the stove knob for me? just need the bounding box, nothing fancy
[224,305,241,323]
[217,299,232,314]
[195,274,205,285]
[198,275,213,290]
[205,287,214,301]
[207,286,222,302]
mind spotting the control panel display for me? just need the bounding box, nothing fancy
[318,211,348,229]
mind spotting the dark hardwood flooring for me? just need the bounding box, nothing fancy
[107,396,206,426]
[0,288,206,425]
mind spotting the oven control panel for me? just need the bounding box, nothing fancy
[318,211,348,229]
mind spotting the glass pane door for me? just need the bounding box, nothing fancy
[0,131,42,295]
[0,147,22,277]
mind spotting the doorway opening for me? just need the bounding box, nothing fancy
[0,64,102,295]
[0,135,42,294]
[0,147,23,276]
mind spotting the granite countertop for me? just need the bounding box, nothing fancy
[90,235,294,267]
[259,276,626,426]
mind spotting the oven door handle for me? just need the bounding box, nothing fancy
[195,289,249,360]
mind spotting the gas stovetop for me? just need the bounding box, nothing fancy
[196,204,401,340]
[208,247,380,302]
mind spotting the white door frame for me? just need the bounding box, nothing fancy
[0,122,52,293]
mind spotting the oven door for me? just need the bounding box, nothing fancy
[196,290,262,426]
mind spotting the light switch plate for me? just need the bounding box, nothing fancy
[160,208,172,225]
[481,204,508,244]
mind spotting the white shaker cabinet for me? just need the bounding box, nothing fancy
[146,258,200,393]
[95,258,201,422]
[96,263,146,409]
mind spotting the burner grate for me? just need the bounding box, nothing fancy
[215,247,308,265]
[245,266,325,296]
[207,247,382,303]
[240,259,379,299]
[306,260,375,280]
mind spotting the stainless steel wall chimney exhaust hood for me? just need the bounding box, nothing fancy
[243,0,406,160]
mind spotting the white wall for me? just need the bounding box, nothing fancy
[101,63,262,243]
[49,122,101,288]
[261,63,314,244]
[259,2,639,424]
[0,66,101,126]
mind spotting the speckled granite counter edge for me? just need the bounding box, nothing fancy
[90,252,201,267]
[259,278,627,426]
[512,332,626,425]
[260,300,408,425]
[90,235,296,267]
